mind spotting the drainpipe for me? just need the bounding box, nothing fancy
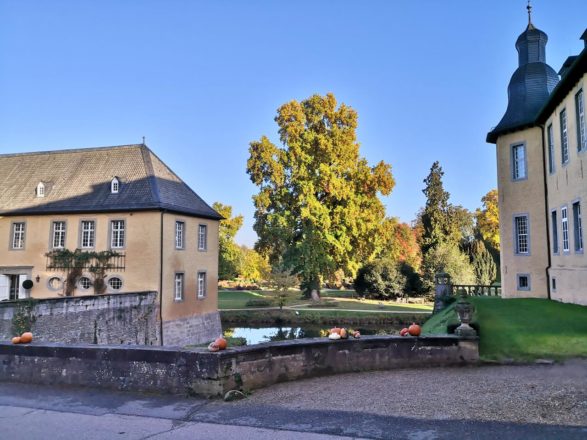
[159,210,165,344]
[539,125,552,300]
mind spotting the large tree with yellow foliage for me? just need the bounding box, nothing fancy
[476,189,500,251]
[247,93,394,297]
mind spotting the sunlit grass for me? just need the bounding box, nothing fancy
[422,296,587,361]
[218,289,432,312]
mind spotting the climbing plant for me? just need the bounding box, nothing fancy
[45,249,121,295]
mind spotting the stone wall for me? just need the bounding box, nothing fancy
[163,311,222,346]
[0,335,479,397]
[0,292,160,345]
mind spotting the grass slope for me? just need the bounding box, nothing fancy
[423,297,587,361]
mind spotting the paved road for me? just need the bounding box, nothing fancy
[0,373,585,440]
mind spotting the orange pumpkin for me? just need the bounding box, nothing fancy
[340,328,348,339]
[330,327,342,335]
[400,328,409,336]
[408,323,421,337]
[20,332,33,344]
[11,336,21,344]
[215,337,227,350]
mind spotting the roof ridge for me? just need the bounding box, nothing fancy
[0,144,144,158]
[146,148,221,218]
[139,145,161,204]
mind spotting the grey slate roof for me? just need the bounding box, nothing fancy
[487,24,560,143]
[0,144,222,219]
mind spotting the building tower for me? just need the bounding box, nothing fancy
[487,6,559,299]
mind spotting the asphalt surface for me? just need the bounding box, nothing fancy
[0,366,586,440]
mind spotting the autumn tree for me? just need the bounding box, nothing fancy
[237,245,270,282]
[213,202,244,280]
[476,189,500,251]
[382,218,422,271]
[247,93,394,297]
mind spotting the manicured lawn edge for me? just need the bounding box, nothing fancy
[220,309,428,327]
[422,297,587,361]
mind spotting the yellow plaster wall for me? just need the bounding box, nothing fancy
[496,127,549,299]
[160,213,219,322]
[0,212,161,299]
[544,73,587,305]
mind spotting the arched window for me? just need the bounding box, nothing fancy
[111,177,120,194]
[36,182,45,197]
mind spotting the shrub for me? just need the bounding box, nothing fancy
[354,259,420,300]
[245,299,273,307]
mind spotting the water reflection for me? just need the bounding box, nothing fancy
[224,326,395,346]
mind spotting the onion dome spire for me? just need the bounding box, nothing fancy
[487,4,559,143]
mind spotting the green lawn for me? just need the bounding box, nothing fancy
[423,297,587,361]
[218,289,433,313]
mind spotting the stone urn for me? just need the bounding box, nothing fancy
[455,299,477,337]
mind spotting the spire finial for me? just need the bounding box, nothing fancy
[142,136,146,145]
[527,1,533,26]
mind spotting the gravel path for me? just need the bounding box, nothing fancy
[233,359,587,427]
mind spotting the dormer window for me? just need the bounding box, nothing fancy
[36,182,45,198]
[111,177,120,194]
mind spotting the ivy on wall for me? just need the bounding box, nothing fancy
[45,249,121,296]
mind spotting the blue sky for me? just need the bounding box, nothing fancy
[1,1,586,246]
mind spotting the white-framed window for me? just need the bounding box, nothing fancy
[108,276,123,291]
[547,124,555,174]
[11,222,25,249]
[47,276,64,292]
[573,201,583,252]
[110,220,125,248]
[517,274,530,291]
[198,224,207,251]
[551,210,559,254]
[576,89,586,152]
[52,221,66,249]
[512,144,527,180]
[561,109,569,164]
[81,220,95,248]
[36,182,45,198]
[174,273,184,301]
[514,215,529,255]
[197,271,206,298]
[111,177,120,194]
[175,221,185,249]
[78,276,92,290]
[562,207,570,252]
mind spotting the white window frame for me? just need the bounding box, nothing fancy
[77,276,92,291]
[174,273,184,301]
[561,206,570,253]
[511,143,527,180]
[561,108,569,164]
[110,220,125,249]
[81,220,96,248]
[576,89,586,152]
[52,221,66,249]
[111,177,120,194]
[198,224,207,251]
[197,271,206,299]
[175,221,185,249]
[11,222,25,250]
[107,276,123,291]
[572,201,583,252]
[514,215,529,255]
[36,182,45,198]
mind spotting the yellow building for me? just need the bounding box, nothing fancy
[0,144,223,344]
[487,11,586,305]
